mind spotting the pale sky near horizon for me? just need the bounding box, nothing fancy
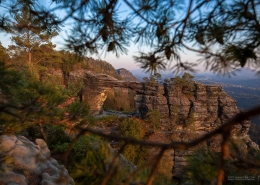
[0,0,205,72]
[0,30,202,71]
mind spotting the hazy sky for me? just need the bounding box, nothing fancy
[0,29,202,71]
[49,0,203,71]
[0,0,204,71]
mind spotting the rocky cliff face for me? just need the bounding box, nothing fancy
[46,68,259,178]
[135,82,259,178]
[116,68,140,82]
[0,135,74,185]
[135,83,246,131]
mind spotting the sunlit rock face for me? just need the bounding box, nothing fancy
[135,82,258,178]
[0,135,74,185]
[49,69,258,179]
[81,71,125,114]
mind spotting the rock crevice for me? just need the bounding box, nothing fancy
[49,69,259,178]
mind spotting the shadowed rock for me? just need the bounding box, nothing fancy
[49,69,259,179]
[0,135,74,185]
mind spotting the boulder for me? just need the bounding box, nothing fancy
[0,135,74,185]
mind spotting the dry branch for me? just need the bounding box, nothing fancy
[63,105,260,184]
[74,105,260,149]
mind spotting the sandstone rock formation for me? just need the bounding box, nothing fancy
[46,68,259,179]
[135,81,259,178]
[74,72,259,178]
[0,135,74,185]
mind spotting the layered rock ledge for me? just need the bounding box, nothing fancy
[47,69,259,179]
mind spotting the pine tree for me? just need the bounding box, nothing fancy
[8,4,58,72]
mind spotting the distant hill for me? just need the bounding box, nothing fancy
[78,57,122,80]
[116,68,139,82]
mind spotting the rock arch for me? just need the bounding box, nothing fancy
[79,71,162,115]
[67,70,257,180]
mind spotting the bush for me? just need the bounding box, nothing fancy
[183,148,260,185]
[119,118,146,166]
[145,109,161,132]
[70,135,129,185]
[183,149,219,185]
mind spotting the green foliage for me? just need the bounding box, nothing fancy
[135,52,166,75]
[145,109,161,132]
[2,0,260,73]
[8,3,58,67]
[98,114,120,124]
[183,149,219,185]
[119,118,146,166]
[45,125,70,152]
[0,64,58,133]
[26,118,96,162]
[81,57,122,80]
[171,72,195,96]
[227,138,260,183]
[120,118,144,139]
[143,74,159,87]
[67,101,90,120]
[184,148,260,185]
[1,1,260,183]
[0,59,93,136]
[70,137,109,185]
[60,50,83,73]
[70,135,129,185]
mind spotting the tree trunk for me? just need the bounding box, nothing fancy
[27,29,33,74]
[28,50,33,74]
[28,50,32,64]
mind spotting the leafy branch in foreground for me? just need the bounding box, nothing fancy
[65,105,260,185]
[0,62,90,135]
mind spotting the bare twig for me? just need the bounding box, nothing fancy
[146,148,165,185]
[123,151,162,184]
[216,131,231,185]
[100,142,127,185]
[39,122,47,141]
[75,105,260,150]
